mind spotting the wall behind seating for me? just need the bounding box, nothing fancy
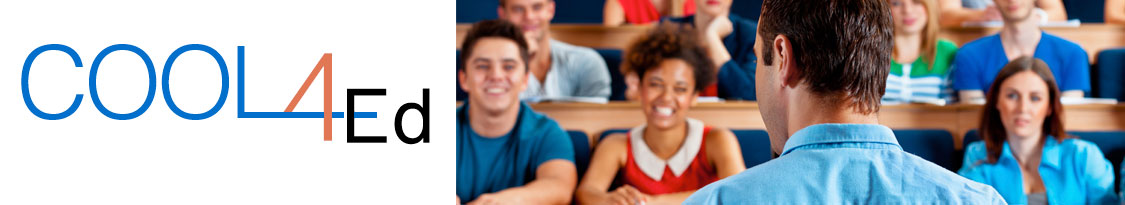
[1062,0,1105,23]
[456,0,604,23]
[730,0,762,21]
[457,0,763,23]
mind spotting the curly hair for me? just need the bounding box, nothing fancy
[622,23,716,93]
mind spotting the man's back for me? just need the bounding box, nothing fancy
[685,124,1006,204]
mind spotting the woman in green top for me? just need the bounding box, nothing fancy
[886,0,959,105]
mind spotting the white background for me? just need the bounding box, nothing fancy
[0,0,454,204]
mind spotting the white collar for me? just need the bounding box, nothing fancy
[630,118,705,181]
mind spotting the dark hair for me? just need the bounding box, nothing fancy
[979,56,1069,164]
[758,0,893,114]
[459,20,530,71]
[622,23,716,93]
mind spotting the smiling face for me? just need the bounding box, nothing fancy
[639,59,698,130]
[890,0,928,35]
[994,0,1035,22]
[459,37,528,114]
[996,70,1052,142]
[498,0,555,43]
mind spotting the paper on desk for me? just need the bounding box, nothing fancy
[1061,97,1119,105]
[961,19,1081,28]
[526,96,610,104]
[697,97,724,103]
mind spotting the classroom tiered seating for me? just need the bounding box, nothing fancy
[569,130,592,181]
[1095,48,1125,101]
[895,130,960,171]
[596,49,627,101]
[1063,0,1106,23]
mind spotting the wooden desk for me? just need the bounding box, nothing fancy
[526,102,1125,149]
[456,24,1125,63]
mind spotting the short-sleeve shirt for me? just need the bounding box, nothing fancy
[951,32,1091,94]
[455,102,575,202]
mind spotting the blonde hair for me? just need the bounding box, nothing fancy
[892,0,941,70]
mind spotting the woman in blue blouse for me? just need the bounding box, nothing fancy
[958,56,1117,204]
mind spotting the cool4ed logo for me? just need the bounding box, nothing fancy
[21,44,429,144]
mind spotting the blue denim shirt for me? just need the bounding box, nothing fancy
[686,124,1005,204]
[959,136,1117,204]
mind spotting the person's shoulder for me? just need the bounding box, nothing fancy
[1059,137,1106,156]
[551,39,604,60]
[682,166,778,202]
[897,152,1005,203]
[710,154,797,185]
[598,132,630,150]
[964,140,987,154]
[1041,32,1086,52]
[962,141,989,162]
[957,34,999,54]
[703,127,736,144]
[518,103,564,135]
[937,39,959,52]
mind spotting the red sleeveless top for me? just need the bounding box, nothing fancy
[621,126,719,194]
[618,0,696,25]
[701,84,718,97]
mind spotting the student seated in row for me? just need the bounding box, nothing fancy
[498,0,613,102]
[884,0,959,104]
[456,20,577,204]
[959,56,1117,204]
[952,0,1089,104]
[623,0,755,101]
[603,0,695,26]
[937,0,1066,27]
[576,24,746,205]
[684,0,1004,203]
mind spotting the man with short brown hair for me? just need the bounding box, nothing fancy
[685,0,1006,203]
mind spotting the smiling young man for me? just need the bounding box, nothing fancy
[951,0,1089,103]
[455,20,577,205]
[684,0,1005,203]
[497,0,612,102]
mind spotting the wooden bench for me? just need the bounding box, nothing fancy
[523,102,1125,149]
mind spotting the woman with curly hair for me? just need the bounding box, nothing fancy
[575,24,745,205]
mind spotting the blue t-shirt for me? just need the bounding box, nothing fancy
[685,124,1005,204]
[952,32,1090,94]
[455,102,575,202]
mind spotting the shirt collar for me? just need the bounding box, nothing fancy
[781,124,900,156]
[630,118,706,181]
[999,135,1063,169]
